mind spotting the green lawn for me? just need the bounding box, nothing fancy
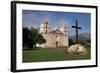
[23,48,91,63]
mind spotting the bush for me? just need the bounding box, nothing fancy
[84,43,91,48]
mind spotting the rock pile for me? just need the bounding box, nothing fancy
[67,44,87,55]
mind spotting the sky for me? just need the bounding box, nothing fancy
[22,10,91,36]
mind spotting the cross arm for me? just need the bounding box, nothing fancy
[72,26,82,29]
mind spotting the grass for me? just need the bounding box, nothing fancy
[22,47,91,63]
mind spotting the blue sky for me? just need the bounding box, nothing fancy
[22,10,91,36]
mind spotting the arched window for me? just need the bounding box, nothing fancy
[56,35,57,38]
[46,30,48,33]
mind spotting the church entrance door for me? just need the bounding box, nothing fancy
[56,41,58,47]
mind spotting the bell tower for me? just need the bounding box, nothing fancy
[40,19,49,33]
[60,24,69,47]
[60,24,68,36]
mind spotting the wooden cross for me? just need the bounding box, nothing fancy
[72,20,82,44]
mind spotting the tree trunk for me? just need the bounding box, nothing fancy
[34,44,36,48]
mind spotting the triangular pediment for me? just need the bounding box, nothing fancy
[50,30,62,34]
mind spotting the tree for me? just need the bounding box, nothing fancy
[69,38,75,46]
[38,33,46,44]
[23,27,31,48]
[79,38,91,48]
[30,27,39,48]
[30,27,46,48]
[23,27,46,48]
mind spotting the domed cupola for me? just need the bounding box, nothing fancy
[41,18,48,24]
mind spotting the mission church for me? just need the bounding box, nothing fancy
[38,19,69,48]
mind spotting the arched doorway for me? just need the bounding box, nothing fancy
[56,41,58,47]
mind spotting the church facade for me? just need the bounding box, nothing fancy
[38,19,69,48]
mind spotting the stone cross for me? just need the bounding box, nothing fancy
[72,20,82,44]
